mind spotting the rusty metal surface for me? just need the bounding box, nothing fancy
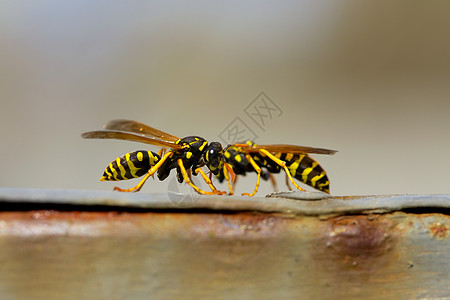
[0,188,448,300]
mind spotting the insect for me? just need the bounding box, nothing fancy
[82,119,337,196]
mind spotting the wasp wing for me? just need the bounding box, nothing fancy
[82,130,184,149]
[238,144,337,155]
[103,119,180,142]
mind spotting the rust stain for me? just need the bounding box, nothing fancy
[429,222,448,239]
[316,215,397,272]
[190,212,284,239]
[329,216,392,255]
[0,210,286,240]
[0,210,137,221]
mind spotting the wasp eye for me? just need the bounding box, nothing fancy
[204,142,223,168]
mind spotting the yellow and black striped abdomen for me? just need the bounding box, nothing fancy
[281,153,330,193]
[101,150,160,181]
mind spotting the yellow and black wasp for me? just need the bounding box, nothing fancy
[82,119,337,196]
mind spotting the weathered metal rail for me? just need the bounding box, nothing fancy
[0,188,448,300]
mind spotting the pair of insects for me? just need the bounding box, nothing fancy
[82,119,336,196]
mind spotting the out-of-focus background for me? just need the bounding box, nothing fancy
[1,1,449,196]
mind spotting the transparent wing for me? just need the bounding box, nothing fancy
[237,144,337,155]
[103,119,180,142]
[82,130,183,149]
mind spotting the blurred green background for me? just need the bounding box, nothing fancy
[1,1,449,196]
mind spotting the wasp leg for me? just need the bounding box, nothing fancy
[141,148,167,181]
[242,154,262,197]
[258,149,306,192]
[223,163,235,195]
[233,176,239,191]
[114,151,173,192]
[157,148,166,157]
[177,159,220,195]
[269,173,279,192]
[285,173,292,191]
[152,149,167,179]
[233,143,251,148]
[194,167,227,195]
[187,168,193,183]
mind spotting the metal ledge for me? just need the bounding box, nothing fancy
[0,187,448,299]
[0,187,449,216]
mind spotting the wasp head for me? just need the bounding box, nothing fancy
[203,142,224,175]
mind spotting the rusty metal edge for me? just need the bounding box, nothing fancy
[0,187,449,216]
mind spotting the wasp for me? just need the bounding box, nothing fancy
[82,119,337,196]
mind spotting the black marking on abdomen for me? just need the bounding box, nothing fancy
[285,154,330,193]
[102,150,160,181]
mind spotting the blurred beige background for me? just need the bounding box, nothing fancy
[0,1,449,196]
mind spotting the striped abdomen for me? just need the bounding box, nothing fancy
[275,153,330,193]
[101,150,160,181]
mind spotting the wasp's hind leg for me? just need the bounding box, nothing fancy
[268,172,279,192]
[242,154,262,197]
[284,173,292,191]
[258,149,306,193]
[114,151,173,192]
[151,148,167,180]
